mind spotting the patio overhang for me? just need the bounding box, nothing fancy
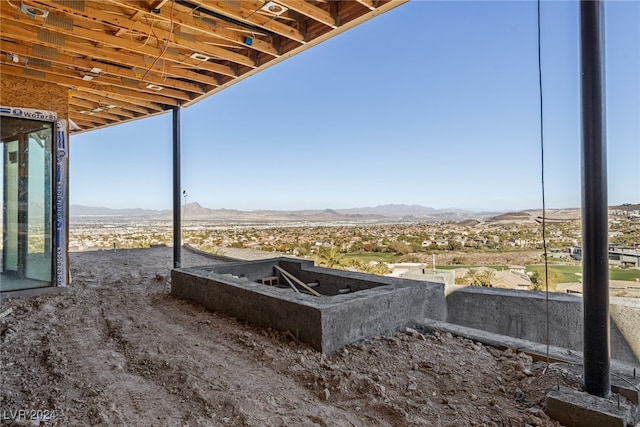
[0,0,407,134]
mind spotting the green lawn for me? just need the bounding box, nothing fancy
[610,269,640,281]
[342,253,640,283]
[526,265,640,283]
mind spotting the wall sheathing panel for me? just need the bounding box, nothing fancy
[0,75,69,118]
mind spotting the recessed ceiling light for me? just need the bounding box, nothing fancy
[20,3,49,19]
[92,107,104,112]
[89,67,102,74]
[79,110,94,115]
[189,52,210,61]
[82,74,93,81]
[261,1,288,16]
[146,83,163,91]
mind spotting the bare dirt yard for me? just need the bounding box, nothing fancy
[0,247,581,426]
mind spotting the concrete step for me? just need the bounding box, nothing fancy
[546,386,633,427]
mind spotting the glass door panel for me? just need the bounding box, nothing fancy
[26,131,52,281]
[1,116,53,291]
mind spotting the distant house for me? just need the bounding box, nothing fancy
[493,270,532,290]
[395,267,456,286]
[608,246,640,268]
[568,246,582,261]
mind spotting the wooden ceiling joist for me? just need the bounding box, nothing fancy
[0,4,238,79]
[69,98,137,119]
[0,39,206,95]
[69,90,158,115]
[0,0,407,133]
[0,50,194,103]
[277,1,337,28]
[34,0,258,69]
[0,18,221,87]
[110,0,280,57]
[185,0,307,44]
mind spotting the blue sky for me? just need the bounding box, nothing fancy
[70,0,639,211]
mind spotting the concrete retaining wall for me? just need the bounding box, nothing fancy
[444,285,640,365]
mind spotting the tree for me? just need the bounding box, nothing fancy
[478,270,496,287]
[463,268,482,286]
[360,261,390,276]
[530,269,562,292]
[316,246,345,269]
[387,241,412,255]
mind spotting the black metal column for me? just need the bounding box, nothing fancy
[172,106,182,269]
[580,0,610,398]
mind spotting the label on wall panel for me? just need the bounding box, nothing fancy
[55,118,68,288]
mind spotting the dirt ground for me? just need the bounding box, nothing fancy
[0,247,584,426]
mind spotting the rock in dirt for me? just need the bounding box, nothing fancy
[320,388,330,401]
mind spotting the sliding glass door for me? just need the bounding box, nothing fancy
[1,116,54,291]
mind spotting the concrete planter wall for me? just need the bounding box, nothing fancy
[171,259,639,364]
[171,258,445,354]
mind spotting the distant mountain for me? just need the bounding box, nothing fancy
[71,202,495,223]
[70,205,161,217]
[70,202,638,224]
[337,204,438,217]
[485,208,581,225]
[337,204,496,219]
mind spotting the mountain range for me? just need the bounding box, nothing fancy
[70,202,498,223]
[70,202,637,224]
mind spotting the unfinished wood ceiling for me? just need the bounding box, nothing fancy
[0,0,406,133]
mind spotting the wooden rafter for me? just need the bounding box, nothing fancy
[0,0,408,133]
[29,0,257,68]
[0,4,237,79]
[277,1,337,28]
[186,0,307,43]
[109,0,280,57]
[0,39,206,95]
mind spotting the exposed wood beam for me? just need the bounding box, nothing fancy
[27,0,257,69]
[354,0,377,11]
[0,63,179,107]
[69,106,125,122]
[69,89,152,117]
[70,89,160,114]
[187,0,306,43]
[112,0,170,35]
[0,17,224,86]
[0,39,205,95]
[0,46,197,102]
[0,55,192,103]
[67,114,111,126]
[69,104,134,121]
[69,98,136,119]
[0,3,237,79]
[109,0,280,57]
[277,1,337,28]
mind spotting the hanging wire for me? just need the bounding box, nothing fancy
[141,0,176,82]
[537,0,551,367]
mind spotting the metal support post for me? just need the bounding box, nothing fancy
[580,0,610,398]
